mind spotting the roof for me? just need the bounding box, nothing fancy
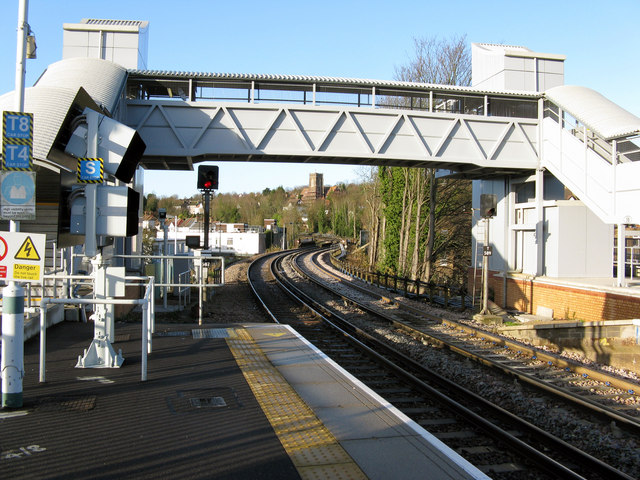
[0,85,100,169]
[64,18,149,32]
[545,85,640,140]
[36,57,128,115]
[127,69,541,99]
[473,43,566,61]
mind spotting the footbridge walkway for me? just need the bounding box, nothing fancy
[5,56,640,225]
[122,67,640,225]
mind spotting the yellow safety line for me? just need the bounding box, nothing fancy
[227,328,368,480]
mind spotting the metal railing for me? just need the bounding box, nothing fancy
[38,275,155,382]
[615,244,640,280]
[544,101,640,166]
[127,73,541,120]
[331,256,471,310]
[115,254,225,325]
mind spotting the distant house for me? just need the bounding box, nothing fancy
[158,221,266,255]
[142,213,158,230]
[188,203,204,215]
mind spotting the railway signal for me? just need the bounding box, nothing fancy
[197,165,219,249]
[197,165,219,190]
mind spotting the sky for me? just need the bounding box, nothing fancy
[1,0,638,198]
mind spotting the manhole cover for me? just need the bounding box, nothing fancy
[190,396,227,408]
[167,388,241,414]
[37,395,96,412]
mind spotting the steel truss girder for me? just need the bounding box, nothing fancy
[125,100,539,171]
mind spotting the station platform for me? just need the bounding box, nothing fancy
[1,321,488,480]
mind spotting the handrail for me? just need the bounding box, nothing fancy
[543,101,640,166]
[38,275,155,383]
[126,72,540,120]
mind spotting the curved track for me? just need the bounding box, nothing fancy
[248,250,635,480]
[306,250,640,431]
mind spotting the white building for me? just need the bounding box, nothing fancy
[157,221,265,255]
[469,43,640,321]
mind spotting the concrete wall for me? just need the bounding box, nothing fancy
[499,319,640,374]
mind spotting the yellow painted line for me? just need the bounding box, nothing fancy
[227,328,368,480]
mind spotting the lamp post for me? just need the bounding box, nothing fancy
[2,0,30,408]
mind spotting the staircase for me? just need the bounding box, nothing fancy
[541,86,640,225]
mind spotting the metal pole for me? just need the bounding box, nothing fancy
[163,223,168,309]
[618,224,626,287]
[39,305,46,382]
[14,0,27,113]
[141,301,148,381]
[481,218,490,315]
[203,190,210,249]
[198,261,203,325]
[174,216,177,253]
[2,0,29,408]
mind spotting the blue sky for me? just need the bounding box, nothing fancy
[1,0,638,197]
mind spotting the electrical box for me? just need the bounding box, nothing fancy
[70,185,140,237]
[65,108,146,183]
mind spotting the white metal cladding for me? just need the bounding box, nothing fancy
[35,58,128,115]
[545,85,640,140]
[0,86,99,165]
[124,100,539,172]
[542,116,640,224]
[128,69,541,98]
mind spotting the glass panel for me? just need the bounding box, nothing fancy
[513,181,535,203]
[489,98,537,118]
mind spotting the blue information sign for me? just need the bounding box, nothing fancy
[3,144,31,169]
[2,111,33,171]
[77,158,104,183]
[3,112,32,140]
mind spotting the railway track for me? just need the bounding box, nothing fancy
[247,250,636,480]
[306,250,640,431]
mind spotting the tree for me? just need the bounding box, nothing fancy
[371,34,472,286]
[144,193,158,213]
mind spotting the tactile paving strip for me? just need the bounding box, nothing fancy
[192,328,230,339]
[227,328,368,480]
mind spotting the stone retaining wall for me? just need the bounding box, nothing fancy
[499,319,640,374]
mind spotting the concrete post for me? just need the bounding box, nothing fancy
[1,283,25,407]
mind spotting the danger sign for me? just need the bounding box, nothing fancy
[0,231,45,284]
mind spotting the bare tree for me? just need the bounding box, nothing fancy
[395,35,471,86]
[374,34,472,285]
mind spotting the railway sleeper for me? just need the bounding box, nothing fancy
[418,417,458,426]
[478,463,526,474]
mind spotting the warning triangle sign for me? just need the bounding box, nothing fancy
[15,236,41,261]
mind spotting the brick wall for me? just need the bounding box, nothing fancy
[469,269,640,321]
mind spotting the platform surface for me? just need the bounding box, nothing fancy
[0,321,487,479]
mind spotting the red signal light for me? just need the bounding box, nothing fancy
[204,180,212,189]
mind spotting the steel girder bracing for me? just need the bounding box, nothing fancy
[124,100,539,174]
